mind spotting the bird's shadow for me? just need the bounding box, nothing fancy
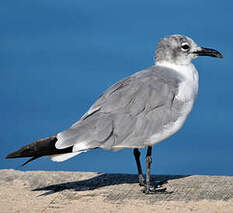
[32,173,188,196]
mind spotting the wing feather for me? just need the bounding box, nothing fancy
[56,66,182,150]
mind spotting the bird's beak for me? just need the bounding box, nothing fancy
[193,47,223,58]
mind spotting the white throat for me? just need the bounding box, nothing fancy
[156,61,196,80]
[156,61,199,102]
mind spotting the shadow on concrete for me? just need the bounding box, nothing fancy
[33,173,189,196]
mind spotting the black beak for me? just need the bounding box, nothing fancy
[193,47,223,58]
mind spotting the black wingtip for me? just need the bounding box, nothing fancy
[5,136,58,159]
[5,151,21,159]
[6,136,74,166]
[5,154,11,159]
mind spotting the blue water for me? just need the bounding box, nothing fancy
[1,0,233,176]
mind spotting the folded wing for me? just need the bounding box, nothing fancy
[56,66,182,152]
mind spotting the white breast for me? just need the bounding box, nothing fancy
[176,65,199,103]
[146,62,199,146]
[157,61,199,102]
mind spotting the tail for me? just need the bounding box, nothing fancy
[6,136,77,166]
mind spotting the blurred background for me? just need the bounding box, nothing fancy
[1,0,233,176]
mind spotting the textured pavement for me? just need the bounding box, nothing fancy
[0,169,233,212]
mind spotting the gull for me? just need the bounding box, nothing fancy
[6,34,223,194]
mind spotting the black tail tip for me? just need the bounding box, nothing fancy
[6,153,14,159]
[6,150,23,159]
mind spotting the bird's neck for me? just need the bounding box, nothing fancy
[156,61,199,102]
[156,61,197,81]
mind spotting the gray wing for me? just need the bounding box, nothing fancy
[55,66,183,151]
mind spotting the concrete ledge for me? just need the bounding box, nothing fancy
[0,169,233,213]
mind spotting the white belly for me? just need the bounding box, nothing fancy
[146,100,194,145]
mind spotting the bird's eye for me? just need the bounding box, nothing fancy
[181,43,190,51]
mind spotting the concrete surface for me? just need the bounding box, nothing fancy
[0,169,233,213]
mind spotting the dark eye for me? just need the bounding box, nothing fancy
[181,43,190,51]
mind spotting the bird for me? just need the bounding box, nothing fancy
[6,34,223,194]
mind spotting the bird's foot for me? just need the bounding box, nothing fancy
[138,174,145,186]
[142,181,168,194]
[139,179,167,187]
[143,185,167,194]
[143,187,157,194]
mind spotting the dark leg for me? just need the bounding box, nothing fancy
[133,148,145,186]
[145,146,154,194]
[144,146,168,194]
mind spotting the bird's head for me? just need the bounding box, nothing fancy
[155,34,223,65]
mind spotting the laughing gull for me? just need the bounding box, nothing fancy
[6,34,223,194]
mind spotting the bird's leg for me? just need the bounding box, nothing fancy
[133,148,145,186]
[143,146,168,194]
[144,146,155,194]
